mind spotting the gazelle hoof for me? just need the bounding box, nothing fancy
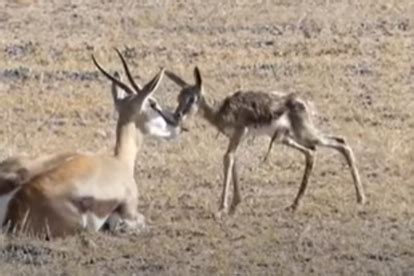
[228,206,237,216]
[285,203,298,212]
[357,195,367,205]
[115,213,147,234]
[228,202,240,216]
[229,203,239,216]
[214,209,227,220]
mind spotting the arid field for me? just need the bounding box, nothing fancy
[0,0,413,275]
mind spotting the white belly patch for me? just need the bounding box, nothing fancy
[81,213,109,231]
[248,113,291,137]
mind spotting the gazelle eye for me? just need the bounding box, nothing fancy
[188,96,196,104]
[148,99,157,109]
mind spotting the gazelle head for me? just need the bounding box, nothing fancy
[92,49,181,138]
[165,67,203,121]
[0,157,30,194]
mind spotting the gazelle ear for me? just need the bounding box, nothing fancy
[92,54,135,95]
[111,71,122,104]
[165,70,188,88]
[111,71,125,112]
[139,68,165,101]
[193,66,202,88]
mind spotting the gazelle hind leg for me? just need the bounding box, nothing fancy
[317,135,366,204]
[262,128,289,163]
[105,213,122,232]
[283,137,315,212]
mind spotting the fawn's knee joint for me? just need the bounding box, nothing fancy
[305,149,314,158]
[305,150,315,165]
[223,152,234,163]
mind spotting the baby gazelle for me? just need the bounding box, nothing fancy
[166,67,366,216]
[1,50,182,238]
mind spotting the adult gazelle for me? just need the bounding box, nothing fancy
[1,49,182,238]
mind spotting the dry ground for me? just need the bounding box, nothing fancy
[0,0,413,275]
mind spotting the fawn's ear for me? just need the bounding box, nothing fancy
[193,66,202,88]
[165,70,188,88]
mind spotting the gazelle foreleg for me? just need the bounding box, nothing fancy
[317,135,366,204]
[229,158,241,214]
[117,196,146,231]
[218,128,246,216]
[283,136,316,212]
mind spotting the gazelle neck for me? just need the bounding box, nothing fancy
[199,94,220,127]
[114,119,141,175]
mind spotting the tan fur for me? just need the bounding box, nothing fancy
[0,153,77,184]
[5,154,129,237]
[1,50,181,238]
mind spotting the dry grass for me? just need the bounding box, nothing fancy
[0,0,413,275]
